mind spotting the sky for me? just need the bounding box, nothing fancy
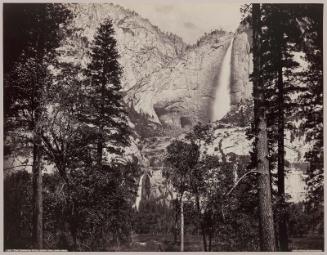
[109,0,242,44]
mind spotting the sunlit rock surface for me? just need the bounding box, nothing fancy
[231,25,253,105]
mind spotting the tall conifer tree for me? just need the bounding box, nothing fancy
[260,5,301,250]
[78,19,130,168]
[298,4,323,232]
[4,4,72,248]
[252,4,276,251]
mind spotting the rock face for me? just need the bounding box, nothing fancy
[231,25,253,105]
[64,4,234,128]
[66,3,186,86]
[128,33,233,127]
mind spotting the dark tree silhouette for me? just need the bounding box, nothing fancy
[260,4,302,250]
[252,4,276,251]
[4,4,72,248]
[78,18,130,169]
[297,4,324,234]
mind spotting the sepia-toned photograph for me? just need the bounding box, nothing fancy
[2,1,324,252]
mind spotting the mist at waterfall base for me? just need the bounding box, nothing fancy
[211,38,233,121]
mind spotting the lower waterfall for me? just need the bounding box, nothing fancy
[211,38,234,121]
[135,174,144,210]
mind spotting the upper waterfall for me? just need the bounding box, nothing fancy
[211,38,234,121]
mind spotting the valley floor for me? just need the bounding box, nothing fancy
[107,234,324,252]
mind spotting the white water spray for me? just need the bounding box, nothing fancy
[135,174,144,210]
[211,38,234,121]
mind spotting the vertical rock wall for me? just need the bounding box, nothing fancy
[230,27,253,106]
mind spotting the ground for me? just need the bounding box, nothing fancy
[108,233,324,251]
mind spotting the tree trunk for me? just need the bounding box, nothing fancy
[173,201,178,244]
[97,134,103,167]
[277,35,289,251]
[257,114,276,251]
[208,231,212,251]
[32,127,43,249]
[180,194,184,252]
[252,3,276,251]
[201,226,207,251]
[69,218,78,251]
[195,194,207,251]
[97,78,106,168]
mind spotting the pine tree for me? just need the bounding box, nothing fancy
[259,4,324,249]
[4,4,72,248]
[71,19,137,248]
[297,4,323,233]
[243,3,323,250]
[252,4,276,251]
[37,18,139,250]
[78,18,130,168]
[260,5,302,250]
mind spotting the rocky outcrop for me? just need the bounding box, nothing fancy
[231,25,253,105]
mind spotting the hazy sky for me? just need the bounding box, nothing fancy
[109,0,242,44]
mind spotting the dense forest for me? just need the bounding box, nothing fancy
[3,3,323,251]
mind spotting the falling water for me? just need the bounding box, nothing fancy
[211,38,234,121]
[135,174,144,210]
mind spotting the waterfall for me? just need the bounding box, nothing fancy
[211,38,234,121]
[135,174,144,210]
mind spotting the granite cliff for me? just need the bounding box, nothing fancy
[62,3,252,128]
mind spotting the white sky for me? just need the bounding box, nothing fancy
[109,0,242,44]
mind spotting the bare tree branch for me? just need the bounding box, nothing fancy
[225,170,261,197]
[4,164,33,171]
